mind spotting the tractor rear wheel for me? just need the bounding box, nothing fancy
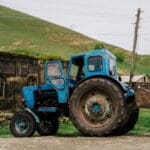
[113,105,139,135]
[10,111,36,137]
[36,118,59,136]
[69,78,126,136]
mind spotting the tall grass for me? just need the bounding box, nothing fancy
[0,109,150,137]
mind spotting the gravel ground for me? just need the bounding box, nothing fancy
[0,136,150,150]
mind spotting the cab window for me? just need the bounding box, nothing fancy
[47,62,61,77]
[88,56,103,71]
[70,56,84,81]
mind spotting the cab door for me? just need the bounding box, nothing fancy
[44,60,68,103]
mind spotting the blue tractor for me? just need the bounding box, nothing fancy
[10,49,139,137]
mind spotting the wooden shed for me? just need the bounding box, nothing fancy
[0,52,38,109]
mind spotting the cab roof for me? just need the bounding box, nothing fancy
[71,49,116,60]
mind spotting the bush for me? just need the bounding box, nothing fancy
[115,52,125,63]
[94,44,105,50]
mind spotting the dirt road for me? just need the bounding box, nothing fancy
[0,136,149,150]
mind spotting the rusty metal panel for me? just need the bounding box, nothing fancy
[135,89,150,108]
[133,82,150,108]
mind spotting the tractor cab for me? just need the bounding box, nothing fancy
[68,49,118,89]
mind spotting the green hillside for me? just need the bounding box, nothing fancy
[0,6,150,75]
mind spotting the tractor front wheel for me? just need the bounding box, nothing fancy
[10,111,36,137]
[36,118,59,136]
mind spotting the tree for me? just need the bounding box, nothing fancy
[115,52,125,63]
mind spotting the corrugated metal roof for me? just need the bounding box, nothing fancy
[71,49,116,59]
[121,74,146,82]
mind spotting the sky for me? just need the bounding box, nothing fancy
[0,0,150,55]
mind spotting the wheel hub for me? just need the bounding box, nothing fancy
[92,103,101,113]
[15,119,29,133]
[84,93,110,121]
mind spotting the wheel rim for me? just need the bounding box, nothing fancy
[79,90,113,127]
[15,119,29,134]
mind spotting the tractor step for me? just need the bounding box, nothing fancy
[38,107,57,112]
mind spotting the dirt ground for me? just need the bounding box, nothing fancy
[0,136,150,150]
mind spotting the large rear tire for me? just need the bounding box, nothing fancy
[69,78,127,136]
[113,106,139,135]
[10,111,36,137]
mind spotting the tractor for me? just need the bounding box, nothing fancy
[10,49,139,137]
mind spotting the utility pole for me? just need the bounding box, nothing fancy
[129,8,142,87]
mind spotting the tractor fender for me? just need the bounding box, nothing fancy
[71,75,136,106]
[25,108,40,123]
[72,75,126,94]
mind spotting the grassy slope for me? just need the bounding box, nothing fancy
[0,6,150,74]
[0,6,99,59]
